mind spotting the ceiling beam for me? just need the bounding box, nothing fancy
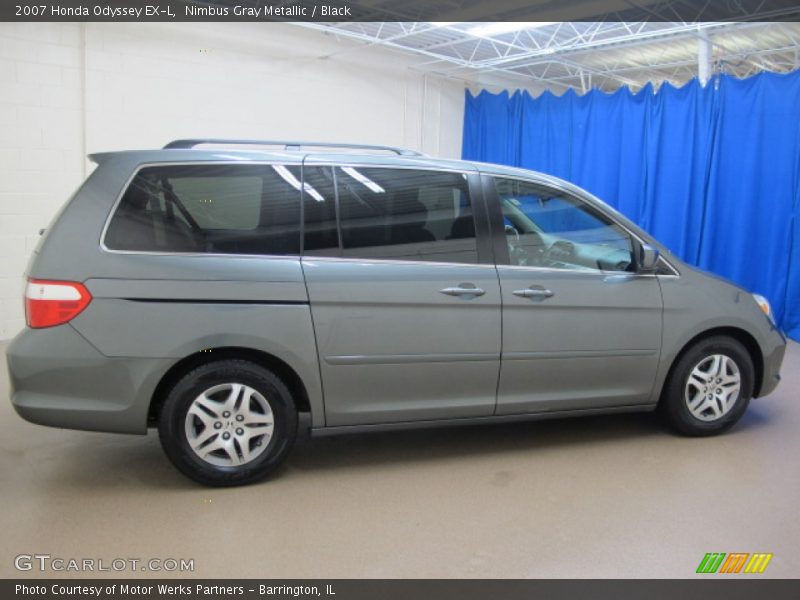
[473,22,742,68]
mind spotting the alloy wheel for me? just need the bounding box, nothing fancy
[684,354,741,422]
[184,383,274,467]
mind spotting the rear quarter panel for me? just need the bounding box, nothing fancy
[28,153,325,429]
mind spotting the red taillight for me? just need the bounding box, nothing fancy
[24,279,92,329]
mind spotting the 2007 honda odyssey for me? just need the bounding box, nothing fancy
[7,139,786,485]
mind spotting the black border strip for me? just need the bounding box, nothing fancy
[3,579,800,599]
[4,0,800,23]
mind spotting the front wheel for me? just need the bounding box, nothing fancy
[158,360,297,486]
[659,336,754,436]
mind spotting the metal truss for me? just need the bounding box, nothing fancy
[286,7,800,92]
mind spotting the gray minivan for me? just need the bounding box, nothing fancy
[7,140,786,485]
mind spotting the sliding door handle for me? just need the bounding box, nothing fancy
[513,288,554,299]
[440,285,486,297]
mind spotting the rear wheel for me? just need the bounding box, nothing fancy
[158,360,297,486]
[660,336,754,436]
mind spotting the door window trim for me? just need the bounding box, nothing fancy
[481,173,680,277]
[100,160,497,267]
[299,162,496,266]
[99,160,304,259]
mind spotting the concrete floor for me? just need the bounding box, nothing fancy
[1,341,798,579]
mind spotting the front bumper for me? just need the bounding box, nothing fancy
[7,325,170,434]
[757,326,786,398]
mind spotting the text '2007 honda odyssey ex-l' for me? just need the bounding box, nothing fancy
[7,139,786,486]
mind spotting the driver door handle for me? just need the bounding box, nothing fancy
[513,288,554,299]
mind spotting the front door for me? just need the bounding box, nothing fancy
[300,162,501,426]
[485,175,664,415]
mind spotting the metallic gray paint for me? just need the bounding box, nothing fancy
[7,146,786,437]
[8,324,170,434]
[302,258,502,426]
[495,268,662,414]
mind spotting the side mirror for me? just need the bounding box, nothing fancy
[637,243,660,273]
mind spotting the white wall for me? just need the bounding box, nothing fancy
[0,22,468,338]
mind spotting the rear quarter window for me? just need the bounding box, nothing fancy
[104,164,301,255]
[169,175,263,230]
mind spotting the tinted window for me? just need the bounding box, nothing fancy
[304,167,477,264]
[302,166,339,256]
[105,164,301,255]
[170,175,262,230]
[495,178,634,272]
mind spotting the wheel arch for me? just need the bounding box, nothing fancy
[148,347,311,425]
[658,326,765,406]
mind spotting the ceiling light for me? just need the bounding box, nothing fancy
[467,22,557,37]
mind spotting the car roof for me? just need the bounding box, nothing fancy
[89,147,592,210]
[89,147,477,167]
[88,147,571,185]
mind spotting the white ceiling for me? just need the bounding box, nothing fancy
[294,21,800,92]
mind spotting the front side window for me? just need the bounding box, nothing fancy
[494,177,635,272]
[302,166,478,264]
[104,164,301,255]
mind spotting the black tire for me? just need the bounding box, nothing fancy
[158,360,297,486]
[659,335,754,436]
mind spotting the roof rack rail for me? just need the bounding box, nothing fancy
[163,139,424,156]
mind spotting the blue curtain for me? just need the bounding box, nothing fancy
[463,71,800,340]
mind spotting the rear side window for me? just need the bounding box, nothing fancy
[303,166,478,264]
[104,164,301,255]
[170,175,262,230]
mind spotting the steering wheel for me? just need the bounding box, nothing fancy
[542,240,576,267]
[505,224,532,266]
